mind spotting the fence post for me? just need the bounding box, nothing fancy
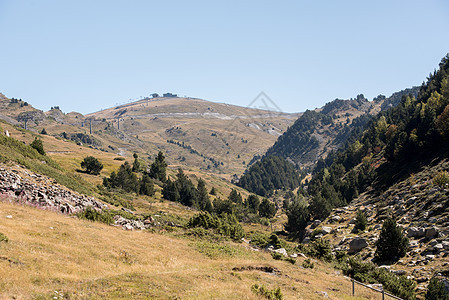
[352,279,355,296]
[382,290,385,300]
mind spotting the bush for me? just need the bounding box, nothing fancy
[426,276,449,300]
[344,256,416,300]
[249,231,270,248]
[251,284,283,300]
[271,252,283,260]
[30,137,45,155]
[285,257,296,264]
[433,171,449,187]
[375,217,408,262]
[0,232,8,243]
[354,210,367,233]
[309,238,333,262]
[187,212,244,241]
[302,258,314,269]
[81,156,103,175]
[77,207,113,225]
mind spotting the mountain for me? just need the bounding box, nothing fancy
[265,89,419,169]
[0,95,300,178]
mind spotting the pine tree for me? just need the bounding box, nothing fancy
[284,198,309,238]
[426,276,449,300]
[354,210,367,232]
[246,194,260,214]
[228,189,243,205]
[375,217,408,261]
[80,156,103,175]
[132,153,141,172]
[150,151,167,182]
[259,198,276,218]
[30,137,45,155]
[139,174,154,196]
[197,178,212,212]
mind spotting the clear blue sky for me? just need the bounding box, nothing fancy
[1,0,449,114]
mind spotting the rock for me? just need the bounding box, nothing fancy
[311,220,321,228]
[290,253,298,258]
[121,207,135,214]
[434,244,444,252]
[416,277,429,283]
[425,227,438,239]
[5,215,12,219]
[391,269,406,275]
[123,224,133,231]
[322,227,332,235]
[302,237,311,244]
[407,196,417,205]
[274,248,288,257]
[330,215,341,223]
[442,241,449,250]
[428,217,438,223]
[407,227,425,238]
[349,237,368,253]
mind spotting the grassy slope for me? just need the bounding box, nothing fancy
[0,201,378,299]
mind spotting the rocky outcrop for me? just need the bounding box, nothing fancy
[348,237,368,253]
[0,166,106,214]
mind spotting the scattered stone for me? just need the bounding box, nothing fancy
[274,248,288,257]
[330,215,341,223]
[322,226,332,235]
[5,215,12,219]
[425,227,438,239]
[349,237,368,253]
[311,220,321,228]
[407,227,425,238]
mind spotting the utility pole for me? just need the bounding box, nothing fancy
[89,119,92,134]
[117,118,120,130]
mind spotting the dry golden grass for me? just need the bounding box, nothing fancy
[0,201,381,299]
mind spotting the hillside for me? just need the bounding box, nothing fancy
[265,89,419,169]
[0,95,300,178]
[0,118,383,299]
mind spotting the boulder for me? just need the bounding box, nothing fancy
[425,227,438,239]
[322,227,332,235]
[274,248,288,257]
[311,220,321,229]
[349,237,368,253]
[407,227,425,238]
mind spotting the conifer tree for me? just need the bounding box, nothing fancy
[375,217,408,261]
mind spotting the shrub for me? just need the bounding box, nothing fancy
[187,212,244,241]
[271,252,283,260]
[426,276,449,300]
[285,257,296,264]
[309,238,333,262]
[302,258,314,269]
[259,198,276,218]
[354,210,367,232]
[269,233,282,249]
[81,156,103,175]
[251,284,283,300]
[375,217,408,262]
[344,256,416,300]
[0,232,8,243]
[249,231,270,248]
[77,207,113,225]
[30,137,45,155]
[433,171,449,187]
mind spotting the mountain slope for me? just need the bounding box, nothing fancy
[0,95,299,178]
